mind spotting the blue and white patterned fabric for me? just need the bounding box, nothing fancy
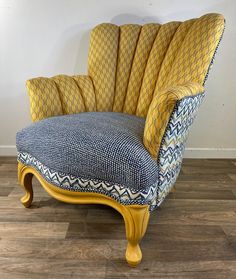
[16,99,204,211]
[17,152,158,205]
[17,112,159,206]
[151,93,205,211]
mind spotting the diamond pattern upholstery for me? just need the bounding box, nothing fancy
[72,75,96,111]
[144,82,205,157]
[52,75,86,114]
[26,13,225,158]
[155,19,196,91]
[163,14,224,88]
[136,21,181,117]
[122,24,160,114]
[26,77,63,122]
[88,23,119,111]
[113,24,141,112]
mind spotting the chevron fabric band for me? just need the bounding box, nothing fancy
[151,93,205,210]
[17,152,158,207]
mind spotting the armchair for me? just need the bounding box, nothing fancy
[16,13,224,266]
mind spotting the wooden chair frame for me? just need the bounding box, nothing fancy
[18,161,150,267]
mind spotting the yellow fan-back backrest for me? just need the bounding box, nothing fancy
[88,13,224,116]
[26,13,224,122]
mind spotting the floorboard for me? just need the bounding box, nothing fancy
[0,157,236,278]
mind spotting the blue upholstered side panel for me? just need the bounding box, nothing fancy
[149,93,205,210]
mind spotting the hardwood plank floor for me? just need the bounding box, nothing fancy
[0,157,236,278]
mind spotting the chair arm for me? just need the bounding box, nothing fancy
[143,81,205,158]
[26,75,96,122]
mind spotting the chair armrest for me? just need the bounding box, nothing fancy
[143,81,205,158]
[26,75,96,122]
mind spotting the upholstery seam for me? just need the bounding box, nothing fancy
[17,152,157,205]
[72,75,87,111]
[111,25,121,110]
[136,22,182,116]
[51,78,65,114]
[156,19,196,91]
[121,26,142,112]
[134,24,161,115]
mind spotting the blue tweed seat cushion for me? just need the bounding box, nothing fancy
[16,112,159,205]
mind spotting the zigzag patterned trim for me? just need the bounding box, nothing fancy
[17,152,158,207]
[151,93,205,211]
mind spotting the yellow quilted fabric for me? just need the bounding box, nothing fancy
[27,75,96,121]
[26,78,63,122]
[136,21,181,117]
[143,82,205,158]
[73,75,96,111]
[26,13,225,157]
[123,24,160,114]
[163,14,224,88]
[88,23,119,111]
[143,13,224,156]
[52,75,85,115]
[113,24,141,112]
[155,19,196,92]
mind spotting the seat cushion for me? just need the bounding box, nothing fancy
[16,112,159,205]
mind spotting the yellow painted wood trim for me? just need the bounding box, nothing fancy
[18,162,150,266]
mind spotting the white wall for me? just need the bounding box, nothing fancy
[0,0,235,157]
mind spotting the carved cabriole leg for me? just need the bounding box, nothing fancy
[17,161,150,266]
[123,205,150,267]
[18,162,33,208]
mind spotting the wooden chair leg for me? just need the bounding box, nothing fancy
[123,205,150,267]
[18,162,34,208]
[17,162,150,266]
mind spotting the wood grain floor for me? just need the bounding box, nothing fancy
[0,157,236,278]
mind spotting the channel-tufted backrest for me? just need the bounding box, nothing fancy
[26,13,224,126]
[26,13,224,158]
[88,13,224,116]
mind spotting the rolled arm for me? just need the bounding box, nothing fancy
[143,81,205,158]
[26,75,96,122]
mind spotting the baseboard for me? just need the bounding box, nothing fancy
[0,145,236,158]
[0,145,17,156]
[184,148,236,158]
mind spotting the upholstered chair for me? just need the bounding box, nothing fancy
[17,13,224,266]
